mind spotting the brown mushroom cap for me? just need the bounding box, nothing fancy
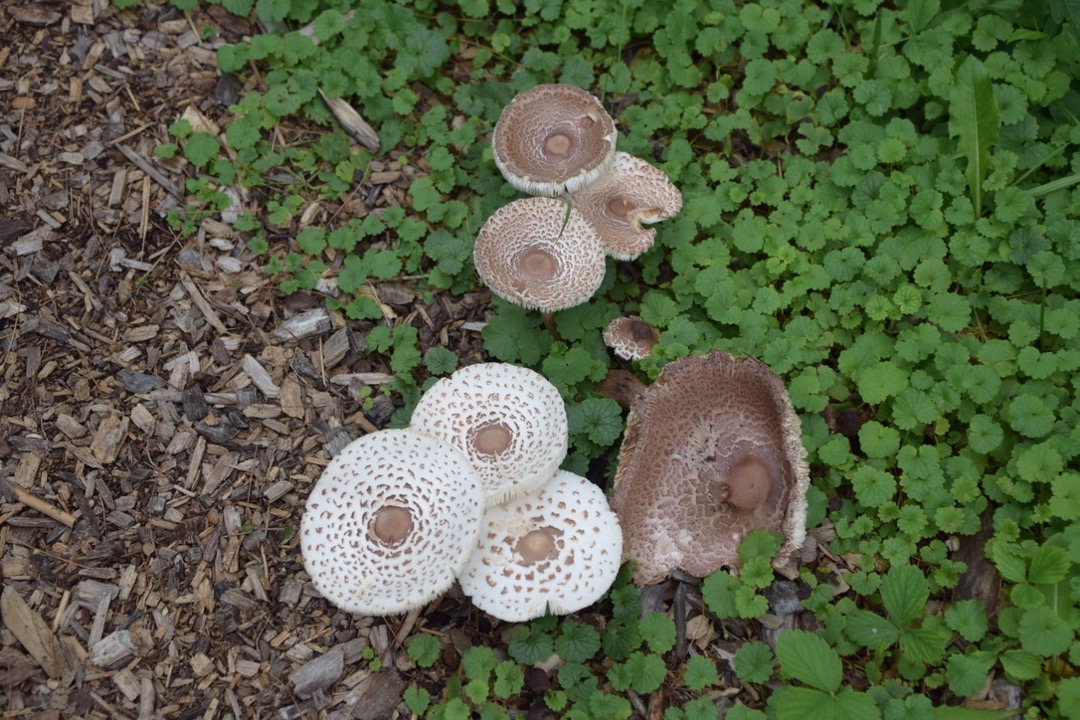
[571,152,683,260]
[610,352,809,585]
[602,316,659,361]
[492,84,618,196]
[473,197,607,313]
[410,363,568,506]
[300,428,485,615]
[458,470,623,622]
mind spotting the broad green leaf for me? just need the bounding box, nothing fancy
[845,609,900,648]
[1027,544,1071,585]
[948,56,1000,217]
[881,564,929,627]
[1018,605,1072,657]
[775,630,841,693]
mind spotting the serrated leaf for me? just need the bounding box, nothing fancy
[1027,545,1071,585]
[684,655,719,691]
[555,620,601,663]
[638,613,677,655]
[948,56,1000,217]
[998,649,1042,681]
[846,609,900,648]
[1018,605,1072,657]
[988,543,1028,583]
[881,564,929,628]
[776,630,841,693]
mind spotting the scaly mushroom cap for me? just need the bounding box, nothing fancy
[300,428,485,615]
[610,352,809,585]
[410,363,568,506]
[492,83,617,196]
[572,152,683,260]
[459,470,623,622]
[603,316,659,361]
[473,197,607,313]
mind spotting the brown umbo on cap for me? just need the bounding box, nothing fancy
[602,315,660,361]
[458,470,623,622]
[300,428,485,615]
[572,152,683,260]
[610,352,810,585]
[473,197,607,313]
[492,83,617,197]
[410,363,568,506]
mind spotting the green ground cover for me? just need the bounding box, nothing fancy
[137,0,1080,716]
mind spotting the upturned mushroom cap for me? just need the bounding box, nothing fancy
[473,197,607,313]
[410,363,568,506]
[458,470,623,622]
[571,152,683,260]
[492,83,618,196]
[610,352,809,585]
[602,316,659,361]
[300,428,485,615]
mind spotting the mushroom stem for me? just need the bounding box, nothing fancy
[598,369,647,409]
[541,311,562,340]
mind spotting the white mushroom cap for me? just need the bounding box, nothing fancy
[473,197,607,313]
[410,363,568,506]
[492,83,617,196]
[572,152,683,260]
[602,316,659,361]
[459,470,623,622]
[300,428,485,616]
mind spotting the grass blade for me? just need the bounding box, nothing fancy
[948,56,1000,217]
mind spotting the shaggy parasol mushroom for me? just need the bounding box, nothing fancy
[458,470,623,622]
[300,428,485,615]
[603,315,659,361]
[410,363,568,506]
[607,351,809,585]
[492,83,617,197]
[571,152,683,260]
[473,196,607,314]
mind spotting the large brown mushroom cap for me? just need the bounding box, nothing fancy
[571,152,683,260]
[610,352,809,585]
[300,428,485,615]
[492,83,617,197]
[473,196,607,313]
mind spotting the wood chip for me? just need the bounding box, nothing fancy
[319,90,380,152]
[242,354,281,398]
[90,412,129,464]
[90,629,136,668]
[273,308,332,342]
[1,586,67,678]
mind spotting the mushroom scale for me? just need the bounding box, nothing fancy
[410,363,569,506]
[473,197,607,313]
[571,152,683,260]
[492,83,617,197]
[610,352,810,585]
[458,470,623,622]
[300,428,485,616]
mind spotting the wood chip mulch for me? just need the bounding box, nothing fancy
[0,2,500,718]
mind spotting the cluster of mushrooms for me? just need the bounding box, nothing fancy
[300,363,622,621]
[474,83,684,313]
